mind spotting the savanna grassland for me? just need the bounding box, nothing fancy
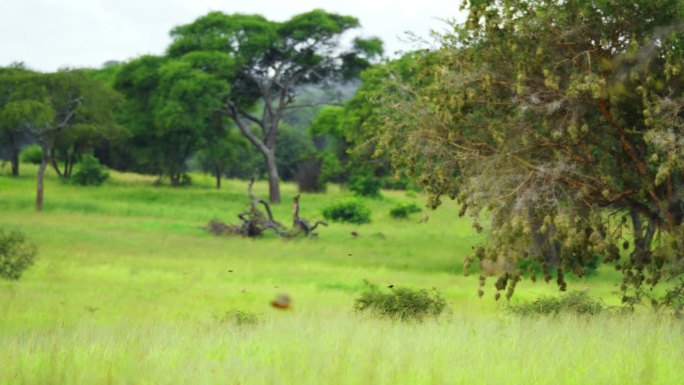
[1,166,683,385]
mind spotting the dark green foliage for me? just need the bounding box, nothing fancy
[349,171,382,198]
[295,155,326,193]
[72,154,109,186]
[370,0,684,306]
[19,144,42,164]
[354,281,447,321]
[295,151,342,193]
[322,199,371,224]
[390,203,422,219]
[114,54,230,186]
[0,228,37,280]
[506,291,604,317]
[276,126,315,181]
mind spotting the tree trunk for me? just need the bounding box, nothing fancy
[264,151,281,204]
[170,173,180,187]
[10,145,19,177]
[36,145,50,211]
[215,166,222,189]
[229,106,281,203]
[67,155,75,178]
[64,156,71,178]
[50,157,64,178]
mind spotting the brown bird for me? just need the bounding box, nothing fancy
[271,294,291,310]
[351,231,360,238]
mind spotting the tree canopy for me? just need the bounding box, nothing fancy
[167,9,383,202]
[370,0,684,309]
[114,53,232,185]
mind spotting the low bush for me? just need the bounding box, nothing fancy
[354,281,447,322]
[217,310,259,326]
[322,199,371,224]
[389,203,422,218]
[0,228,37,280]
[72,154,109,186]
[506,291,604,317]
[20,145,43,165]
[349,173,382,198]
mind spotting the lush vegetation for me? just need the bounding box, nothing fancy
[0,169,682,384]
[0,227,36,280]
[364,0,684,309]
[3,1,684,383]
[390,202,422,219]
[322,198,372,224]
[354,281,447,321]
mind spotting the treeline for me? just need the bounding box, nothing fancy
[0,9,404,206]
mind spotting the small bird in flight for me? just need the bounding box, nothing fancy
[271,294,291,310]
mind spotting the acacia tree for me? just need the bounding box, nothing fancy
[372,0,684,309]
[168,10,382,203]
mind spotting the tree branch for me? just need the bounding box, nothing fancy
[227,104,269,156]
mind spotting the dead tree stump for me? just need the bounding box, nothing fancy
[204,180,327,238]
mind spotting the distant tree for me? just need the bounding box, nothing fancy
[196,129,247,189]
[0,65,36,176]
[309,54,423,190]
[168,9,383,203]
[372,0,684,308]
[2,70,120,210]
[114,52,232,186]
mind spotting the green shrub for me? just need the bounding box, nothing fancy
[217,310,259,326]
[322,199,371,224]
[349,173,382,198]
[179,173,192,186]
[390,203,422,218]
[354,281,447,322]
[0,229,37,280]
[20,145,43,164]
[506,291,604,317]
[72,154,109,186]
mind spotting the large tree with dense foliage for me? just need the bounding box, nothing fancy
[114,53,232,185]
[371,0,684,309]
[167,9,382,203]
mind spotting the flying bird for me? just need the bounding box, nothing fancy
[271,294,291,310]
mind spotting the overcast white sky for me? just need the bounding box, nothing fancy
[0,0,465,72]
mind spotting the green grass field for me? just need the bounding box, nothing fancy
[1,165,682,385]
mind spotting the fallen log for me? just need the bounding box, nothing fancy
[205,180,326,238]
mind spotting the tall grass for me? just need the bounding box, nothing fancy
[1,313,682,385]
[1,165,677,384]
